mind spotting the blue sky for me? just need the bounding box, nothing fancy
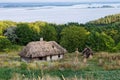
[0,0,120,3]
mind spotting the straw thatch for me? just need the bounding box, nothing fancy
[82,47,93,58]
[19,41,67,58]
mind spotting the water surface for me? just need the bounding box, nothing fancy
[0,2,120,24]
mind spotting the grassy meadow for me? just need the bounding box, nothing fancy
[0,49,120,80]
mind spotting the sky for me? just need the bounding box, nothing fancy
[0,0,120,3]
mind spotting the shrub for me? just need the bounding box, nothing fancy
[20,62,27,70]
[4,27,18,43]
[112,42,120,52]
[0,36,12,51]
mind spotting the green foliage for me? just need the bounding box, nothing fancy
[60,26,88,52]
[0,36,12,51]
[100,32,115,51]
[4,27,18,43]
[88,14,120,25]
[0,21,16,36]
[1,13,120,52]
[29,21,47,33]
[0,27,2,36]
[0,67,13,80]
[41,24,57,41]
[87,32,115,51]
[85,14,120,52]
[16,23,37,45]
[20,62,27,70]
[52,24,68,43]
[0,51,120,80]
[8,45,22,52]
[0,67,120,80]
[113,42,120,52]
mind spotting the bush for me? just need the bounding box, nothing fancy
[113,42,120,52]
[0,36,12,51]
[20,62,27,70]
[4,27,18,43]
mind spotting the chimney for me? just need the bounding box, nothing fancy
[40,37,43,41]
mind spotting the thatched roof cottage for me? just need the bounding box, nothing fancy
[19,39,67,62]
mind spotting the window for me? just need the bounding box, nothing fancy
[58,54,61,58]
[39,57,43,60]
[50,55,52,59]
[30,55,32,59]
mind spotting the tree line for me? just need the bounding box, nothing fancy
[1,14,120,52]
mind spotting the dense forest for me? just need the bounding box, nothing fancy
[1,13,120,52]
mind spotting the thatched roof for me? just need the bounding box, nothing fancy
[19,41,67,58]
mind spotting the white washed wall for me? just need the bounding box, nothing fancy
[47,56,51,61]
[46,54,63,61]
[52,55,59,60]
[59,54,63,59]
[21,57,30,62]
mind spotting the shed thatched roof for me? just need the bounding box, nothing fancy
[19,41,67,58]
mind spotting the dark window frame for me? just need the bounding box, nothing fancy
[58,54,61,58]
[50,55,52,59]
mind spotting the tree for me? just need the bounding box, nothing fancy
[100,32,115,51]
[16,23,35,45]
[4,27,18,43]
[60,26,88,52]
[0,22,5,36]
[0,21,16,36]
[40,24,57,41]
[86,32,115,51]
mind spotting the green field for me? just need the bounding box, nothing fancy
[0,51,120,80]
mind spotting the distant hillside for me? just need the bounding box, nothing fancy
[87,13,120,25]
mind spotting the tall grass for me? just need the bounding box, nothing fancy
[0,67,119,80]
[0,52,120,80]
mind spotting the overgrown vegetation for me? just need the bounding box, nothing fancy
[0,36,12,51]
[1,13,120,80]
[0,52,120,80]
[0,13,119,52]
[1,14,120,52]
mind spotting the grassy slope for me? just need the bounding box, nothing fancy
[0,51,120,80]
